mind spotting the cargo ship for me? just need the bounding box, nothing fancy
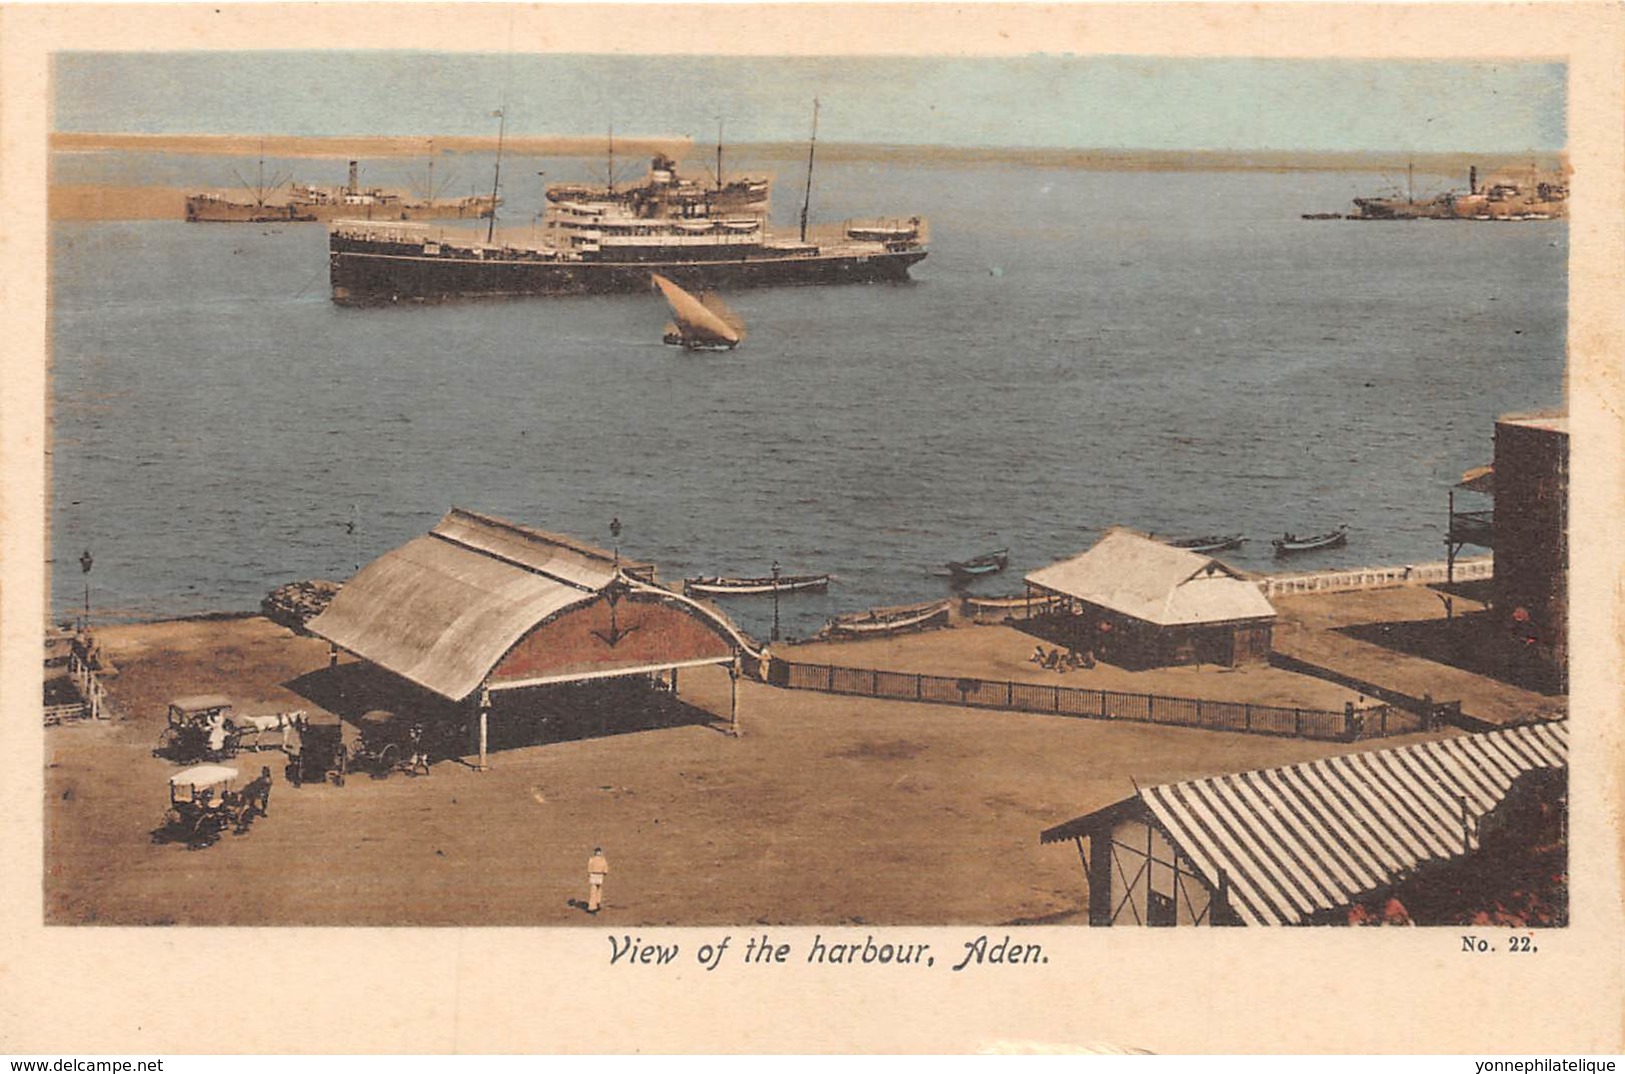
[1345,164,1568,222]
[326,121,928,305]
[186,160,498,224]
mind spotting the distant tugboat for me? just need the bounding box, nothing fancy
[653,274,745,352]
[327,104,928,306]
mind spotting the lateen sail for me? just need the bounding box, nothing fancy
[652,273,742,348]
[698,291,746,342]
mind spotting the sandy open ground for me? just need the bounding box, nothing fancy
[42,580,1553,928]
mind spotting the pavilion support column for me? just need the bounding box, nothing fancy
[477,683,491,772]
[671,667,679,697]
[729,660,740,737]
[329,642,339,670]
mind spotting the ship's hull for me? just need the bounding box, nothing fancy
[329,238,927,305]
[185,200,318,223]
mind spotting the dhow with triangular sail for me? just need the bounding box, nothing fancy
[652,273,746,351]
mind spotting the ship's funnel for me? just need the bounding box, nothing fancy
[347,160,359,195]
[1470,166,1478,195]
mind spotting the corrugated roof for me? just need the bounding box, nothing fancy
[433,507,651,587]
[1025,529,1276,626]
[308,529,596,701]
[306,508,743,702]
[1138,721,1568,926]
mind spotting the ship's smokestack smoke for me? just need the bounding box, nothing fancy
[347,160,359,195]
[1469,166,1478,196]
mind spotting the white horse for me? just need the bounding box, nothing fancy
[234,709,307,751]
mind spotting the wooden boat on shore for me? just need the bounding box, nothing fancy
[958,591,1066,620]
[1272,526,1348,557]
[683,573,830,597]
[942,548,1009,581]
[1168,534,1247,554]
[818,598,952,639]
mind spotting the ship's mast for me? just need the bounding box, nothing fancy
[231,138,287,209]
[799,98,820,243]
[607,124,616,195]
[1407,160,1414,205]
[716,116,724,194]
[486,106,507,244]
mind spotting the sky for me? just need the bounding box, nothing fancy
[53,53,1566,153]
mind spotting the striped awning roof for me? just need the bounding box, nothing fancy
[1042,720,1568,926]
[1142,722,1567,926]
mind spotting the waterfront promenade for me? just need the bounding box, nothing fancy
[42,564,1566,927]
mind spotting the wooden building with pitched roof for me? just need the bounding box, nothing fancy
[1040,720,1567,926]
[1023,528,1277,669]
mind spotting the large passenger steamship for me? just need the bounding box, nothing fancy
[327,151,928,305]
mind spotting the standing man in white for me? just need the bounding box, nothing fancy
[587,847,610,914]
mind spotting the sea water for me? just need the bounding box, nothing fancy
[48,155,1566,641]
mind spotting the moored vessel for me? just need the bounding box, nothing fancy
[187,159,497,224]
[327,114,927,306]
[817,598,952,639]
[683,573,830,597]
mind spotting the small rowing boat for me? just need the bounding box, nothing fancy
[1168,534,1247,554]
[818,598,952,639]
[943,547,1009,581]
[683,573,830,597]
[1272,526,1348,556]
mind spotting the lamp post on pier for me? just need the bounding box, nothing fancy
[78,549,94,631]
[771,560,782,643]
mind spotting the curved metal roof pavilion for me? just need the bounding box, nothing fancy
[307,508,755,766]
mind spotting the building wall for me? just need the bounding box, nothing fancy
[1094,815,1218,926]
[1083,607,1271,670]
[491,591,734,685]
[1492,420,1568,689]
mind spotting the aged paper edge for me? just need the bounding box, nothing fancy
[1,2,1622,1055]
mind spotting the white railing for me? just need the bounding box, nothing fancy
[1260,556,1492,598]
[68,649,110,721]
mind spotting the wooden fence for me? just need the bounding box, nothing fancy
[766,659,1417,741]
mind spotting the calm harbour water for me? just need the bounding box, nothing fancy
[50,154,1566,641]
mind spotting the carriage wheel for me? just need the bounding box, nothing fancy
[154,727,180,759]
[373,743,400,779]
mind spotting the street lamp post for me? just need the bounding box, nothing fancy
[78,549,94,631]
[770,560,782,642]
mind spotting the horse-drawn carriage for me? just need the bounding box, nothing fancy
[282,710,463,786]
[151,763,271,850]
[286,718,347,787]
[152,694,241,764]
[154,696,307,765]
[343,710,439,781]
